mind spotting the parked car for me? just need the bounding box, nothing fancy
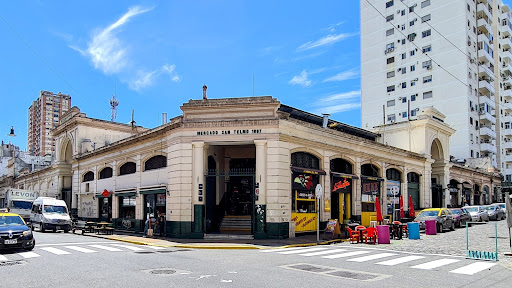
[414,208,455,233]
[30,197,72,232]
[449,208,471,228]
[0,211,35,250]
[464,205,489,222]
[495,203,507,214]
[485,204,506,221]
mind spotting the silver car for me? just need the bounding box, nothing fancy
[485,204,506,221]
[464,206,489,222]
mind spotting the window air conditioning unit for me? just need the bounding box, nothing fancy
[397,10,401,14]
[416,108,419,111]
[398,97,402,100]
[399,112,402,116]
[397,68,402,71]
[427,65,432,70]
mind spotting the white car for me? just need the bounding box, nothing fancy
[464,206,489,222]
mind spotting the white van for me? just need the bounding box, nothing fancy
[30,197,72,232]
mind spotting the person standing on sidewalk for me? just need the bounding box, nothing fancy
[157,212,165,237]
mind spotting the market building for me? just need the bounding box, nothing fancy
[12,95,502,239]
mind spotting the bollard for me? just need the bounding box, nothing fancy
[377,225,390,244]
[425,219,437,235]
[407,222,420,239]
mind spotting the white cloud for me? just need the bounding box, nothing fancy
[297,33,356,51]
[323,70,359,82]
[289,70,312,87]
[317,91,361,103]
[130,70,158,91]
[84,6,153,74]
[313,103,361,115]
[162,64,181,82]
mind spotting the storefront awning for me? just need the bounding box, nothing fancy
[115,192,136,197]
[360,176,385,182]
[139,188,166,195]
[291,166,326,175]
[330,172,359,179]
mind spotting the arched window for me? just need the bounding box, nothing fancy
[119,162,136,176]
[291,152,319,169]
[330,158,352,174]
[386,168,401,181]
[83,171,94,182]
[408,172,420,183]
[144,155,167,171]
[99,167,113,179]
[361,164,379,177]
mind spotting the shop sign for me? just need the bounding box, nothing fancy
[291,213,317,232]
[102,189,110,197]
[386,180,401,197]
[362,178,380,195]
[332,177,352,193]
[196,129,262,136]
[292,172,319,191]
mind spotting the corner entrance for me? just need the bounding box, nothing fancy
[204,145,256,236]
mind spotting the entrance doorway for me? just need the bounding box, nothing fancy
[431,183,442,208]
[98,197,112,221]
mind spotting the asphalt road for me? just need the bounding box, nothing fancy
[1,231,512,288]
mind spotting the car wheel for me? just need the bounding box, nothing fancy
[31,224,34,231]
[40,223,45,232]
[24,242,35,251]
[479,217,482,222]
[450,222,455,231]
[64,229,70,233]
[437,223,443,233]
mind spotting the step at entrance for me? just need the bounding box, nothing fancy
[219,215,252,233]
[204,234,254,240]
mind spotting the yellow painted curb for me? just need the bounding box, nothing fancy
[171,245,261,249]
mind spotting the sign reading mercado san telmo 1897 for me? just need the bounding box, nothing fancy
[196,129,262,136]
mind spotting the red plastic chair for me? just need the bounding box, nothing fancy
[362,227,378,244]
[347,228,361,244]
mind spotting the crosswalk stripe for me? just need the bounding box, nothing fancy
[376,255,426,266]
[0,255,9,261]
[278,247,328,254]
[145,246,165,250]
[347,253,396,262]
[322,250,371,259]
[110,244,145,251]
[65,246,97,253]
[88,245,122,252]
[40,247,71,255]
[18,252,40,259]
[449,262,496,275]
[261,247,310,253]
[299,249,348,256]
[411,259,460,270]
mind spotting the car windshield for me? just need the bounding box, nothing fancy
[43,205,68,214]
[419,211,438,217]
[12,200,33,209]
[465,207,479,212]
[485,206,495,211]
[0,215,25,226]
[451,210,461,215]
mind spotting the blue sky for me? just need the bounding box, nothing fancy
[1,1,361,150]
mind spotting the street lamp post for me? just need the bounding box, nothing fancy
[8,126,16,179]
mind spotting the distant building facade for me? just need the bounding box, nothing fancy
[28,90,71,156]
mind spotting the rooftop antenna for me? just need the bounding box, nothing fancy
[130,109,136,128]
[110,84,119,122]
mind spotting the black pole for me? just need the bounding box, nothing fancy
[509,227,511,248]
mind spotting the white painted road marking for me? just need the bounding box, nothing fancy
[299,249,348,256]
[88,245,122,252]
[64,246,97,253]
[0,255,9,261]
[411,259,460,270]
[261,247,310,253]
[278,247,328,254]
[145,246,166,250]
[347,253,396,262]
[449,262,497,275]
[40,247,71,255]
[18,252,40,259]
[110,244,145,251]
[376,255,426,266]
[322,250,371,259]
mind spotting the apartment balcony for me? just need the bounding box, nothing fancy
[479,126,496,139]
[480,142,497,154]
[503,128,512,136]
[478,18,492,34]
[503,62,512,74]
[477,3,492,22]
[502,141,512,150]
[503,154,512,162]
[503,50,512,62]
[479,109,496,124]
[503,76,512,87]
[502,22,512,37]
[478,33,491,45]
[503,37,512,50]
[477,48,493,63]
[503,89,512,100]
[478,80,495,95]
[503,103,512,113]
[478,64,495,81]
[479,94,496,110]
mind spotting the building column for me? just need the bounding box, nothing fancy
[192,142,205,237]
[254,140,267,239]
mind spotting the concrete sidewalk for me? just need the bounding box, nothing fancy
[82,231,344,249]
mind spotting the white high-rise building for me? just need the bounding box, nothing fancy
[361,0,502,171]
[362,0,512,182]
